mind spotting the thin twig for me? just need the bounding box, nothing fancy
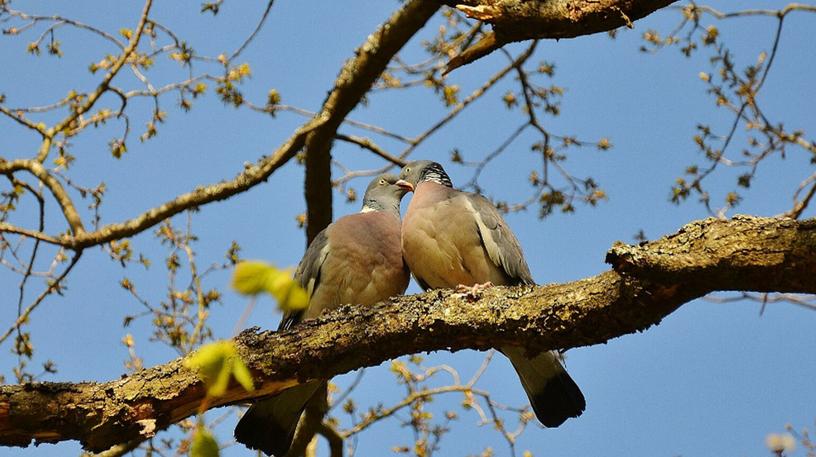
[335,134,407,167]
[787,172,816,219]
[47,0,155,161]
[0,249,83,345]
[228,0,275,61]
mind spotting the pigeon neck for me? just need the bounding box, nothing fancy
[361,198,400,217]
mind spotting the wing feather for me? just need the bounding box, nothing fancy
[278,230,331,331]
[464,193,534,285]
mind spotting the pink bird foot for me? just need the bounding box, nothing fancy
[453,281,494,301]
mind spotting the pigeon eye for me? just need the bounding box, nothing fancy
[379,179,386,185]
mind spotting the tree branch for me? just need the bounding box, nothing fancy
[303,0,440,242]
[0,120,319,249]
[445,0,678,71]
[0,0,441,251]
[0,215,813,451]
[333,41,537,187]
[48,0,154,153]
[317,422,344,457]
[335,133,407,167]
[0,159,85,234]
[0,0,682,247]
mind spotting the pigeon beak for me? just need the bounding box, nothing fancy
[396,179,415,192]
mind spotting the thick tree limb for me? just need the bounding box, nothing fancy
[1,215,814,452]
[445,0,678,71]
[303,0,440,243]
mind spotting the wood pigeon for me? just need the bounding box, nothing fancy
[396,160,585,427]
[234,174,411,456]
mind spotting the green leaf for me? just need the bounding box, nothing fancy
[231,260,276,295]
[208,355,232,397]
[184,341,233,395]
[265,269,309,312]
[184,340,253,397]
[232,357,255,392]
[231,261,308,311]
[191,425,219,457]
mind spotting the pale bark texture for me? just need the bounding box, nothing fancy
[1,215,814,452]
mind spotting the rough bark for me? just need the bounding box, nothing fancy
[444,0,678,71]
[1,215,814,452]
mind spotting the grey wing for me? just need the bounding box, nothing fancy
[467,193,534,285]
[278,229,331,331]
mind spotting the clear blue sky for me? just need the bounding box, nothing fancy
[1,1,814,456]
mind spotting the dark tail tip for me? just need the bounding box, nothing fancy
[234,405,295,457]
[531,370,586,427]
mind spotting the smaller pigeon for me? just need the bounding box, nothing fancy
[396,160,585,427]
[234,174,411,456]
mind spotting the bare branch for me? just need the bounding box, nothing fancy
[445,0,678,71]
[0,0,441,250]
[228,0,276,61]
[689,3,816,19]
[0,8,126,49]
[0,117,321,249]
[405,40,536,158]
[334,41,538,187]
[335,134,407,167]
[265,104,413,144]
[657,3,815,215]
[0,106,48,135]
[787,172,816,219]
[317,422,344,457]
[48,0,155,154]
[0,159,85,234]
[0,223,61,246]
[0,250,83,346]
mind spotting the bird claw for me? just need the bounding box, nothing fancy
[453,282,494,301]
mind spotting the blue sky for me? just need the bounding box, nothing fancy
[1,1,814,456]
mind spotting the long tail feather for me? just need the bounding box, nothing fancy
[234,380,323,456]
[502,347,585,427]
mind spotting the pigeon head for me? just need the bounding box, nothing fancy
[396,160,453,191]
[361,173,409,214]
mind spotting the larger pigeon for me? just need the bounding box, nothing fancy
[396,160,585,427]
[235,174,411,456]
